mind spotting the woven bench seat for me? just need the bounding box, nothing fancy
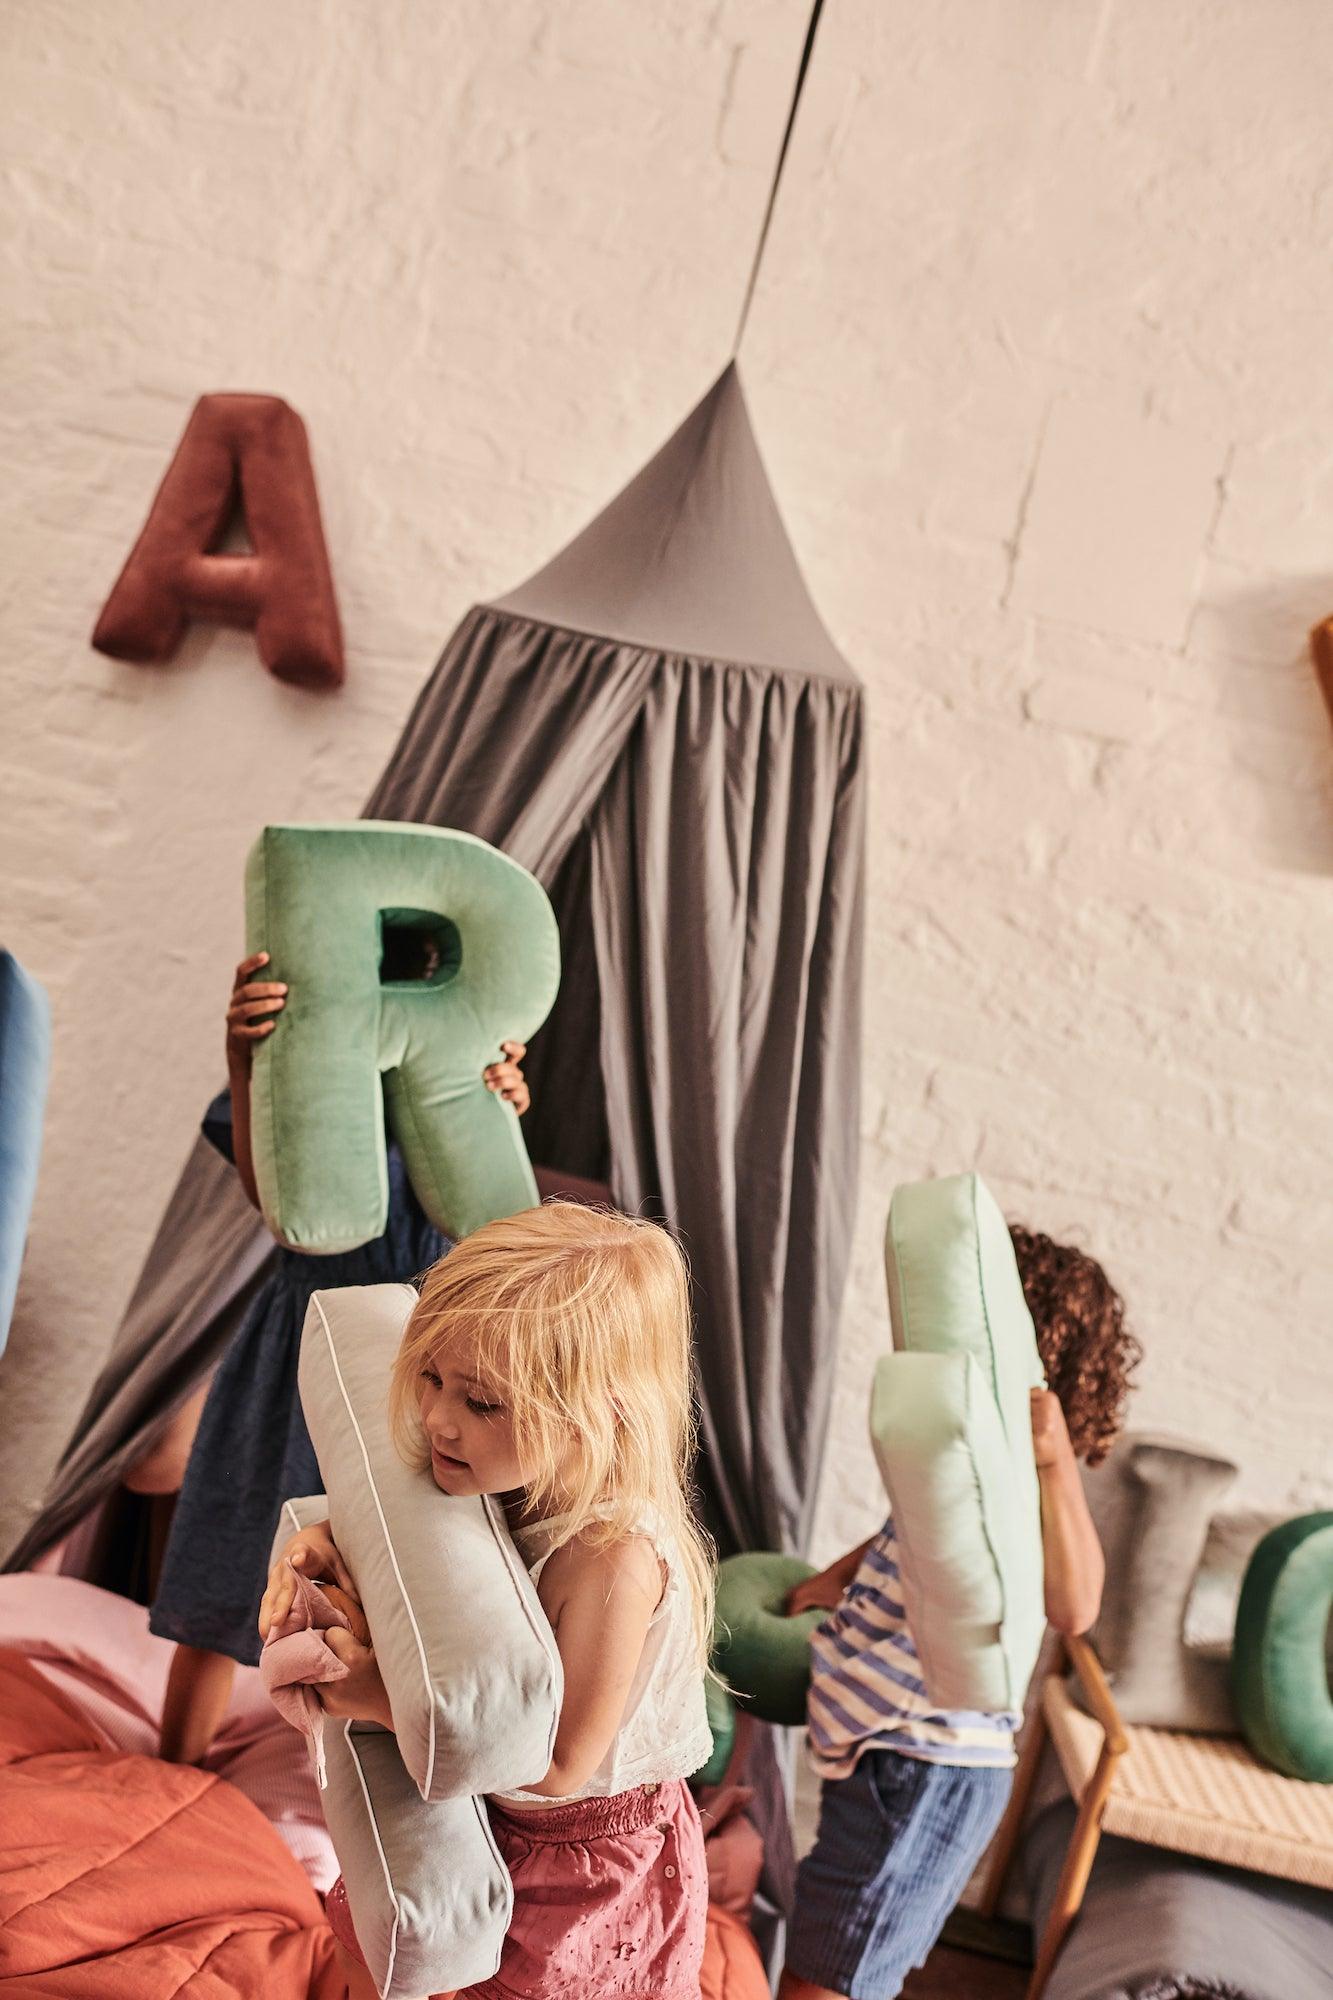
[1043,1673,1333,1891]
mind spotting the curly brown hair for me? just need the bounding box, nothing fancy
[1008,1225,1141,1466]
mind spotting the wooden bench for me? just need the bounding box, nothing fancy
[978,1633,1333,1999]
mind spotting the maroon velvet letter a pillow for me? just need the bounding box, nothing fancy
[92,392,344,690]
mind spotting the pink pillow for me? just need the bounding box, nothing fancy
[259,1563,354,1784]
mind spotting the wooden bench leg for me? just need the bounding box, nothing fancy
[977,1695,1050,1918]
[1025,1744,1118,2000]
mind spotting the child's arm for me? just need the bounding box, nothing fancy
[224,951,287,1210]
[520,1533,664,1797]
[784,1536,877,1617]
[314,1535,664,1775]
[483,1039,530,1115]
[310,1531,664,1756]
[1032,1389,1105,1635]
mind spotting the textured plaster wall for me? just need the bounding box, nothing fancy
[2,0,1331,1565]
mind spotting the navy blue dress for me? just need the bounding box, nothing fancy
[149,1091,450,1667]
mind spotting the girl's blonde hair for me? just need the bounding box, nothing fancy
[390,1202,716,1669]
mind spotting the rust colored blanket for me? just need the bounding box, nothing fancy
[0,1649,343,1998]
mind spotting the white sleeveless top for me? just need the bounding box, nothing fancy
[494,1508,713,1805]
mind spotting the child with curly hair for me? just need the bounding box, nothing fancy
[778,1223,1141,2000]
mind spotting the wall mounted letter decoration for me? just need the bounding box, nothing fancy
[91,393,345,690]
[1310,619,1333,723]
[1307,609,1333,733]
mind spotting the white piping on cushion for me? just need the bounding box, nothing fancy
[469,1789,514,1960]
[312,1289,438,1799]
[343,1719,400,2000]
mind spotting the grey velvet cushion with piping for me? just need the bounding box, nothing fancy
[322,1718,512,1999]
[296,1281,562,1800]
[1082,1437,1239,1732]
[271,1496,511,1999]
[1185,1510,1290,1658]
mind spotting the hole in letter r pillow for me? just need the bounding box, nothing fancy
[246,821,561,1253]
[297,1283,563,1803]
[870,1174,1047,1714]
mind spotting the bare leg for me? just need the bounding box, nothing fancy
[160,1643,235,1764]
[124,1378,212,1494]
[335,1942,385,2000]
[777,1973,849,2000]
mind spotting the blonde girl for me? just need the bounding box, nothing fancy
[261,1203,716,2000]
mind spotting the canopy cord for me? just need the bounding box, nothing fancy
[731,0,829,356]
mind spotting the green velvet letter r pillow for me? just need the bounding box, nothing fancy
[870,1173,1046,1714]
[247,821,560,1252]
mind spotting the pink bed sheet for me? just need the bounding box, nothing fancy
[0,1571,337,1890]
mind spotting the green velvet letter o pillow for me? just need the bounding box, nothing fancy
[1231,1511,1333,1783]
[247,821,560,1253]
[870,1174,1046,1713]
[712,1552,823,1727]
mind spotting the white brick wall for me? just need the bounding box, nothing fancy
[2,0,1331,1563]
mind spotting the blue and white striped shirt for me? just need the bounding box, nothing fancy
[807,1515,1019,1777]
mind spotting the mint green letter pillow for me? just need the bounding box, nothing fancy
[247,821,560,1252]
[711,1552,823,1727]
[1232,1511,1333,1782]
[275,1498,513,1999]
[297,1283,562,1802]
[870,1174,1046,1713]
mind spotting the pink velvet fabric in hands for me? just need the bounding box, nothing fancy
[259,1564,352,1768]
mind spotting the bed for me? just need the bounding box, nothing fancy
[0,1573,769,1998]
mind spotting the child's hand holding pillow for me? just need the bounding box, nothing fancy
[319,1626,393,1728]
[259,1517,357,1636]
[1029,1386,1074,1468]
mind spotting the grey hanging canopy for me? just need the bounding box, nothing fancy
[8,361,865,1578]
[494,366,850,679]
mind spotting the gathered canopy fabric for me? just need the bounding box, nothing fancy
[8,360,865,1579]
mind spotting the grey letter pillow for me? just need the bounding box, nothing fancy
[1083,1437,1238,1732]
[273,1497,511,1998]
[323,1723,511,1997]
[297,1282,562,1800]
[1184,1509,1289,1657]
